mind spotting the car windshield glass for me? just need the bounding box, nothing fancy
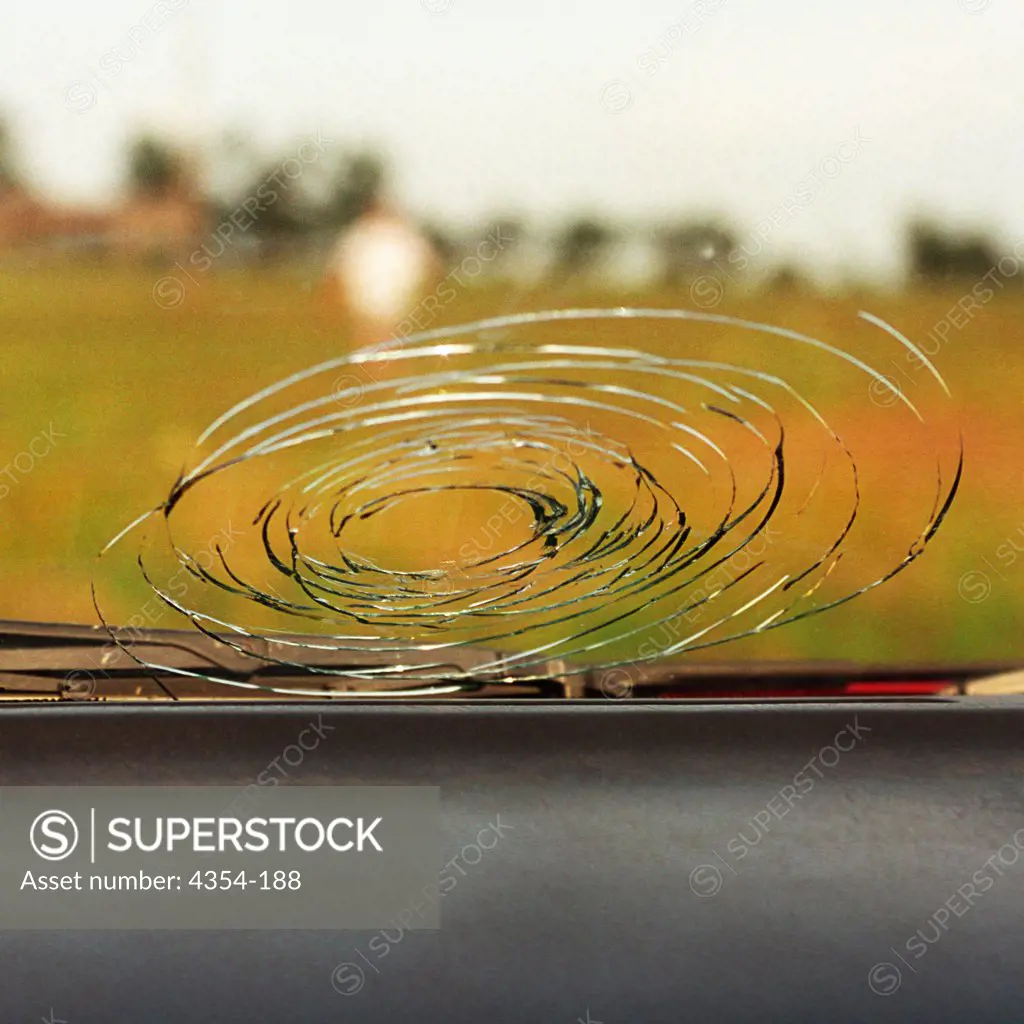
[1,1,1021,694]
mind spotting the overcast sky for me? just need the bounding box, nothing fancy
[2,0,1022,280]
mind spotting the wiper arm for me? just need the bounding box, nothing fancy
[3,620,1022,702]
[0,619,570,700]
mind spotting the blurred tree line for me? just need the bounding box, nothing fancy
[905,221,1003,285]
[0,116,1018,288]
[124,132,390,249]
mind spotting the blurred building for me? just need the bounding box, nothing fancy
[0,184,110,253]
[110,184,207,260]
[0,181,206,259]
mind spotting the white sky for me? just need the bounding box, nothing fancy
[2,0,1023,280]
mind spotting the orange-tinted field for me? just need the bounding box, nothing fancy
[1,264,1021,665]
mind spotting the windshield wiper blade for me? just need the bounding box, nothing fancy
[0,619,571,700]
[3,621,1022,702]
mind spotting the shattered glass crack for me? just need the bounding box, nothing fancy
[92,308,962,696]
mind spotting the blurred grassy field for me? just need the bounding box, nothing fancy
[1,262,1022,665]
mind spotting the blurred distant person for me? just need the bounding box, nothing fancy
[325,198,441,349]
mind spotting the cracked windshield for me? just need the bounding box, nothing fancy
[1,0,1021,691]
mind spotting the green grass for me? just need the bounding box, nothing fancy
[1,262,1021,666]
